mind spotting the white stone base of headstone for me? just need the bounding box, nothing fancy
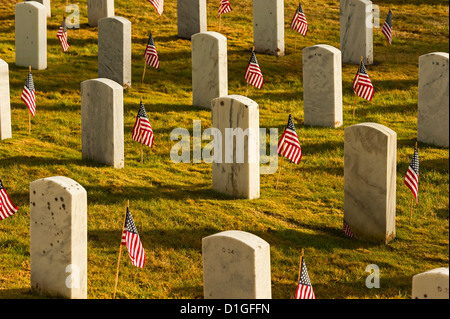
[340,0,373,65]
[87,0,114,27]
[0,59,12,140]
[412,268,449,299]
[177,0,207,40]
[202,230,271,299]
[417,52,449,148]
[303,44,343,128]
[30,176,87,299]
[192,31,228,109]
[344,122,397,243]
[211,95,260,199]
[15,1,47,70]
[253,0,285,56]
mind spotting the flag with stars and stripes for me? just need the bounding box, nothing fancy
[21,71,36,117]
[295,258,315,299]
[277,114,302,164]
[148,0,163,16]
[290,2,308,36]
[245,51,264,89]
[404,148,419,204]
[132,101,154,148]
[343,219,354,237]
[121,208,145,268]
[57,17,70,52]
[381,10,393,45]
[0,179,18,221]
[218,0,232,17]
[144,33,160,69]
[352,60,374,102]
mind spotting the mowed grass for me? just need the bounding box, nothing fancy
[0,0,448,299]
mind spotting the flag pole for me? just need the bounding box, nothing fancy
[410,141,418,225]
[142,63,147,83]
[113,200,129,299]
[293,248,304,298]
[353,56,363,117]
[275,142,287,190]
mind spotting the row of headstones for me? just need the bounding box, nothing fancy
[28,177,449,299]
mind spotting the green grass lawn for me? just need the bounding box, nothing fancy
[0,0,448,299]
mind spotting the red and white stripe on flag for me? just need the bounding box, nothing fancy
[145,45,160,69]
[404,148,419,204]
[21,86,36,117]
[132,117,154,148]
[0,181,18,221]
[122,229,146,268]
[352,68,374,102]
[148,0,163,16]
[57,27,69,52]
[278,130,302,164]
[381,23,392,45]
[218,0,232,17]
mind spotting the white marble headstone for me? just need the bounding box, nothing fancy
[303,44,343,128]
[417,52,449,148]
[26,0,51,17]
[202,230,271,299]
[253,0,285,56]
[177,0,207,40]
[0,59,12,140]
[344,123,397,243]
[192,31,228,109]
[15,1,47,70]
[211,95,260,199]
[87,0,114,27]
[81,78,124,169]
[412,268,449,299]
[30,176,87,299]
[98,16,131,88]
[340,0,373,65]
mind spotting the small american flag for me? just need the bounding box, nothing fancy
[57,17,69,52]
[144,33,160,69]
[343,219,354,237]
[21,71,36,117]
[0,179,18,221]
[277,114,302,164]
[404,148,419,204]
[148,0,163,16]
[218,0,232,17]
[381,10,393,45]
[245,51,264,89]
[132,101,154,148]
[291,2,308,36]
[353,60,374,102]
[295,258,315,299]
[121,207,145,268]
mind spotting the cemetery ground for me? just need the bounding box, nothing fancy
[0,0,448,299]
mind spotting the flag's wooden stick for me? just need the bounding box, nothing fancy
[353,56,363,117]
[297,248,304,282]
[219,15,221,32]
[275,143,287,189]
[113,200,129,299]
[142,62,147,83]
[294,33,298,51]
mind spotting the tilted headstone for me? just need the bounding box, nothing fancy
[15,1,47,70]
[303,44,343,128]
[344,123,397,243]
[211,95,260,199]
[412,268,449,299]
[26,0,51,17]
[253,0,285,56]
[0,59,12,140]
[192,32,228,109]
[87,0,114,27]
[340,0,373,65]
[177,0,207,40]
[81,78,124,168]
[30,176,87,299]
[417,52,449,148]
[98,16,131,87]
[202,230,271,299]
